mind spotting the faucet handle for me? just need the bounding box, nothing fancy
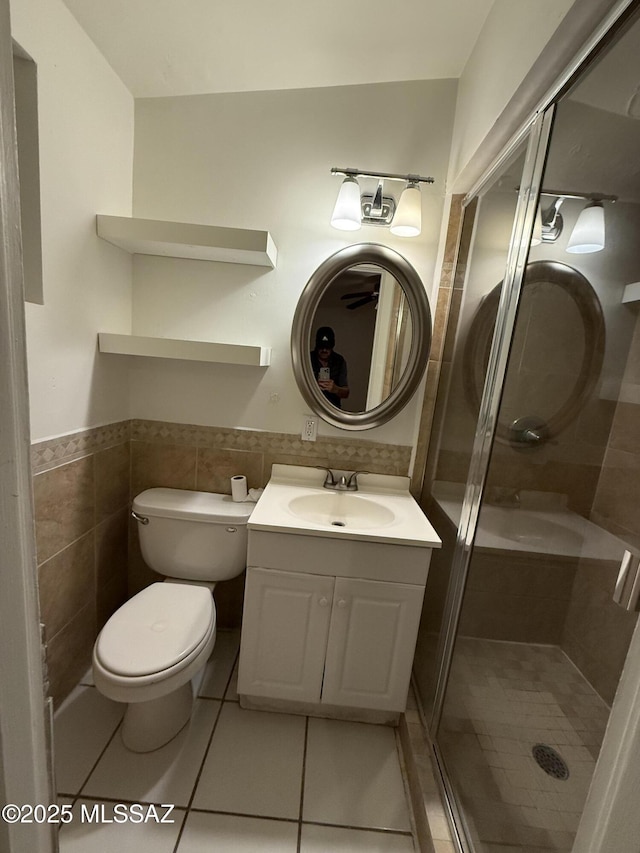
[315,466,337,488]
[346,470,369,491]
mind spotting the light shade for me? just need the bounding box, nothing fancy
[331,176,361,231]
[566,202,605,254]
[390,182,421,237]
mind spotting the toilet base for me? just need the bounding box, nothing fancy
[121,682,194,753]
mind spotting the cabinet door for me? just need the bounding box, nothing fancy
[237,567,334,703]
[322,577,424,711]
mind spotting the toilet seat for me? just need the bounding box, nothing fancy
[95,583,215,678]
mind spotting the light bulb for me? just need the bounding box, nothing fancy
[566,202,605,254]
[390,182,421,237]
[331,176,361,231]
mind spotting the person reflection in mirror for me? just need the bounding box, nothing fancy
[311,326,350,408]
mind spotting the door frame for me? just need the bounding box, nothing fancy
[0,1,55,850]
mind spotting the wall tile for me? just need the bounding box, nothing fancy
[131,440,197,495]
[38,532,95,640]
[196,448,264,493]
[46,602,96,708]
[95,442,130,522]
[95,509,129,628]
[34,455,95,563]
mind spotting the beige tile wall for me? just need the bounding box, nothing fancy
[33,418,413,705]
[561,311,640,704]
[32,422,131,706]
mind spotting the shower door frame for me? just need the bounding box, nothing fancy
[428,106,556,853]
[425,1,640,851]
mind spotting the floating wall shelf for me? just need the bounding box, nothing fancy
[96,215,278,268]
[99,333,271,366]
[622,282,640,305]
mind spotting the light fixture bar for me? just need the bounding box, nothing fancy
[331,167,434,185]
[540,189,617,202]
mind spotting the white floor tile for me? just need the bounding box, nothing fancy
[59,799,183,853]
[82,699,220,806]
[303,718,411,831]
[177,811,298,852]
[197,630,240,699]
[192,703,305,819]
[300,823,415,852]
[54,686,124,795]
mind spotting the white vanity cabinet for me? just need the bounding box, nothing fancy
[237,464,442,722]
[238,564,425,715]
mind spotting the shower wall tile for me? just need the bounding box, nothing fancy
[34,455,95,564]
[591,448,640,538]
[414,194,466,499]
[459,588,571,645]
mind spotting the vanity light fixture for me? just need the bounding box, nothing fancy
[330,175,362,231]
[566,200,605,254]
[330,167,434,237]
[537,190,616,253]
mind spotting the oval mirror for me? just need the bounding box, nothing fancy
[291,244,432,430]
[463,260,605,446]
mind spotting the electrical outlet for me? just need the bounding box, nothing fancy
[301,415,317,442]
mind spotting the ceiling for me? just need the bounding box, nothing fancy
[60,0,495,99]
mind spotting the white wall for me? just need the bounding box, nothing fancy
[10,0,134,441]
[130,79,457,445]
[447,0,575,190]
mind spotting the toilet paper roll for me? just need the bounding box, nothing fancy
[231,475,248,502]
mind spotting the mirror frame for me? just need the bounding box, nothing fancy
[291,243,432,430]
[462,260,606,445]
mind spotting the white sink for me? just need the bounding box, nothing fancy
[287,492,396,529]
[247,464,442,548]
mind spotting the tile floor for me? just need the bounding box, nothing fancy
[54,630,418,852]
[437,638,610,853]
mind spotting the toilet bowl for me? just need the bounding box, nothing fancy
[93,488,253,752]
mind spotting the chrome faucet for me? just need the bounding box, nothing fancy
[318,468,368,492]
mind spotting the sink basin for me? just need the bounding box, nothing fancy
[287,492,396,529]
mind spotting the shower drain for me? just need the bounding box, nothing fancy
[532,744,570,780]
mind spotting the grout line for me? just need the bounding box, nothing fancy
[297,716,309,852]
[74,696,125,798]
[300,819,415,836]
[171,691,227,851]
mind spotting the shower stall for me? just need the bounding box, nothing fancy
[414,5,640,852]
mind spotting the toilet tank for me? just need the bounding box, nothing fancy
[132,488,254,581]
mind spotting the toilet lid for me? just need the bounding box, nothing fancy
[96,583,214,677]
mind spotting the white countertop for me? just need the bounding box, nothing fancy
[248,465,442,548]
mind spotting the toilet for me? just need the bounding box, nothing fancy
[92,487,253,752]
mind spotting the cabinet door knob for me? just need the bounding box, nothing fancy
[337,599,348,608]
[318,597,329,607]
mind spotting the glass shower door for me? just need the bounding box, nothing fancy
[428,9,640,852]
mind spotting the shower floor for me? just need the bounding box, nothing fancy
[437,637,610,853]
